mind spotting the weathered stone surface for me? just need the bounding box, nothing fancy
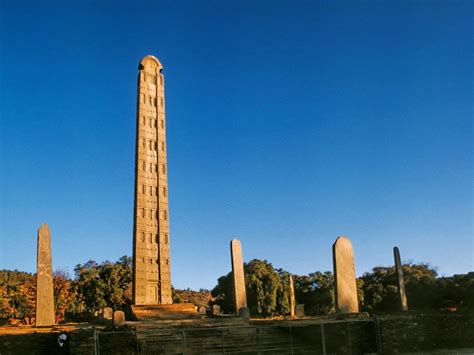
[113,310,126,324]
[332,236,359,314]
[132,304,199,320]
[230,239,247,315]
[35,224,55,326]
[239,307,250,320]
[289,275,296,317]
[212,304,221,315]
[198,306,206,314]
[393,247,408,311]
[133,55,172,305]
[295,304,305,318]
[103,307,113,320]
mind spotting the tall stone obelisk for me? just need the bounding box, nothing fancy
[394,247,408,311]
[230,239,247,314]
[36,224,55,326]
[132,55,172,305]
[332,236,359,314]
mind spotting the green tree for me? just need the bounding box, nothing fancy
[294,271,335,316]
[245,260,282,317]
[73,256,132,315]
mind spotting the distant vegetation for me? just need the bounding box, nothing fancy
[1,257,472,324]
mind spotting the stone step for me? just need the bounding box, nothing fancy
[132,303,200,320]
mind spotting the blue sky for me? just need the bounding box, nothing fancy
[0,0,472,290]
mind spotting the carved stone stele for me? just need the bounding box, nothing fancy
[230,239,247,314]
[35,224,55,326]
[132,55,172,305]
[394,247,408,311]
[332,236,359,314]
[289,275,296,317]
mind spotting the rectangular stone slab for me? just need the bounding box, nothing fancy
[230,239,247,314]
[36,224,55,326]
[332,236,359,314]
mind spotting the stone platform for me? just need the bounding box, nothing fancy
[131,303,200,320]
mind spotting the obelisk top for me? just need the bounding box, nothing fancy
[139,55,163,71]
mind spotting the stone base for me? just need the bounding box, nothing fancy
[132,303,199,320]
[335,312,369,320]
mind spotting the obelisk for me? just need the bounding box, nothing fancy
[36,224,55,326]
[332,236,359,314]
[289,275,296,317]
[230,239,247,315]
[132,55,172,305]
[394,247,408,311]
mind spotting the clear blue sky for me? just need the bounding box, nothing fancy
[0,1,472,290]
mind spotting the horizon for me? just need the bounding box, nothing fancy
[0,1,472,290]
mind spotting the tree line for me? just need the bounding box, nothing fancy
[1,256,472,324]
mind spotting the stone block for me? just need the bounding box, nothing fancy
[103,307,113,320]
[212,304,221,315]
[239,307,250,320]
[113,310,125,324]
[198,306,206,314]
[295,304,305,318]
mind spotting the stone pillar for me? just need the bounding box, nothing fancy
[230,239,247,315]
[332,236,359,314]
[394,247,408,311]
[35,224,55,326]
[133,55,172,305]
[289,275,296,317]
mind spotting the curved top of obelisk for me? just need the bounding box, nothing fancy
[139,55,163,73]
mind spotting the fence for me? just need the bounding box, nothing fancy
[96,319,379,354]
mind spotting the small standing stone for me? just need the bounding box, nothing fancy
[332,236,359,314]
[198,306,207,314]
[113,310,126,324]
[35,224,55,326]
[103,307,113,320]
[230,239,248,315]
[295,304,305,318]
[289,275,296,317]
[394,247,408,311]
[212,304,221,315]
[239,307,250,320]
